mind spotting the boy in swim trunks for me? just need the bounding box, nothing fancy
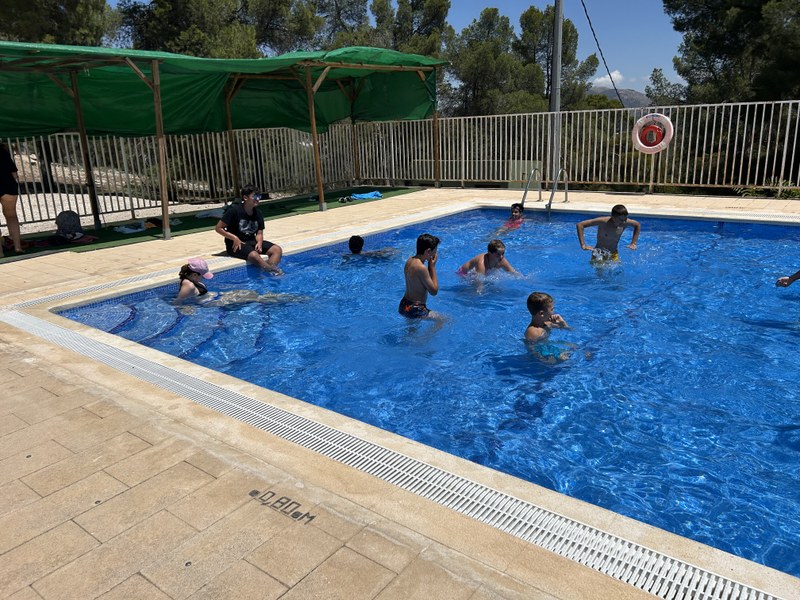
[575,204,641,263]
[457,239,519,276]
[399,233,440,319]
[215,185,283,274]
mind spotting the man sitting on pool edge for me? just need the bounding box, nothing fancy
[399,233,441,319]
[576,204,641,263]
[215,184,283,274]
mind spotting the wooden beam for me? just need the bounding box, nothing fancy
[45,73,74,98]
[123,58,153,90]
[294,60,435,73]
[312,66,331,94]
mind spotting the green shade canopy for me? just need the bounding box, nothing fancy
[0,42,446,137]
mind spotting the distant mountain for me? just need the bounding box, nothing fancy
[589,86,651,108]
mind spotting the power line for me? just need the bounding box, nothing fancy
[579,0,625,108]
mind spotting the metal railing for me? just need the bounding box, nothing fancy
[3,99,798,229]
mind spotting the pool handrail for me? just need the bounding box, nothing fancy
[546,167,569,218]
[520,167,542,208]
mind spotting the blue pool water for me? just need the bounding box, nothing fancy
[60,209,800,576]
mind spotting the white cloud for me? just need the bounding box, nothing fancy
[592,70,625,88]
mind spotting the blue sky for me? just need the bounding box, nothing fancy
[106,1,683,92]
[449,1,684,91]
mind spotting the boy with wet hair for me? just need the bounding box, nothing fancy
[399,233,440,319]
[348,235,365,254]
[525,292,569,342]
[576,204,641,263]
[458,239,519,275]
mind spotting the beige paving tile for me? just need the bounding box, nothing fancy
[22,432,150,497]
[128,420,175,445]
[279,547,394,600]
[0,521,99,598]
[82,399,121,418]
[58,409,146,452]
[375,555,478,600]
[32,510,196,600]
[379,487,525,573]
[0,385,57,417]
[13,389,104,425]
[505,544,654,600]
[187,560,287,600]
[346,519,429,574]
[470,579,558,600]
[247,517,343,587]
[168,467,266,531]
[0,479,40,517]
[0,365,24,384]
[0,413,27,437]
[310,495,383,542]
[0,439,73,486]
[0,471,128,554]
[6,586,44,600]
[185,450,233,478]
[75,461,213,542]
[142,501,289,600]
[0,408,100,460]
[96,574,172,600]
[104,437,196,486]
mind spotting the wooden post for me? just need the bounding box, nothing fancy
[433,110,441,188]
[151,60,171,239]
[225,78,242,196]
[69,71,102,231]
[351,119,360,183]
[305,67,326,211]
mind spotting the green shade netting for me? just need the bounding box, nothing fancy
[0,43,444,137]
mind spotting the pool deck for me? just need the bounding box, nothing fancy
[1,188,799,600]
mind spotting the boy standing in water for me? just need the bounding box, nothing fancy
[399,233,440,319]
[576,204,641,263]
[525,292,569,342]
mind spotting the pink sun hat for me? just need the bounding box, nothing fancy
[187,257,214,279]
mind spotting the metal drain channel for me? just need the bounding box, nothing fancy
[0,309,781,600]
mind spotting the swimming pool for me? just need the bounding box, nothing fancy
[59,209,800,577]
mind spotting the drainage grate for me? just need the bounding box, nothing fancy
[0,309,783,600]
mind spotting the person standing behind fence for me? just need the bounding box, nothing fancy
[0,143,23,256]
[215,185,283,275]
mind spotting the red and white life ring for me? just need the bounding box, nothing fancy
[632,113,674,154]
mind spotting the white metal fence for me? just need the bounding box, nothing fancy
[4,99,799,227]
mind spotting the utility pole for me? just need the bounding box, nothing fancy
[549,0,563,184]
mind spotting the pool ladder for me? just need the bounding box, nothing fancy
[521,167,569,219]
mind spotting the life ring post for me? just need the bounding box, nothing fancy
[632,113,674,155]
